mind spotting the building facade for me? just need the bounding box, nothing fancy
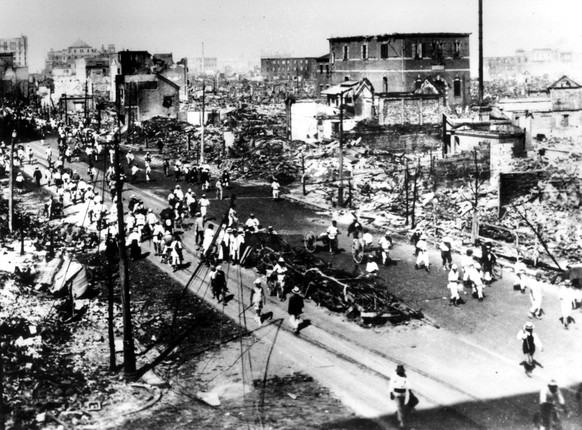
[0,35,27,67]
[486,48,582,81]
[328,33,471,108]
[45,40,115,73]
[261,57,320,81]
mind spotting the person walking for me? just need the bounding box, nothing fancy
[439,235,453,271]
[250,278,265,325]
[324,220,340,254]
[517,322,543,376]
[378,232,393,266]
[538,380,568,430]
[528,271,544,319]
[414,234,430,272]
[448,264,464,306]
[193,212,204,248]
[271,178,280,201]
[33,166,42,188]
[170,234,184,272]
[514,256,527,293]
[559,280,575,330]
[163,158,170,177]
[288,286,304,335]
[215,178,223,200]
[389,364,410,429]
[145,161,152,183]
[198,194,210,219]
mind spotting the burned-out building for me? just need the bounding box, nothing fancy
[497,75,582,141]
[261,56,320,82]
[328,33,471,109]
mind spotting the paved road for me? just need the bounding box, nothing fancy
[19,136,582,429]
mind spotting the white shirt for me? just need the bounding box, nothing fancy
[362,232,374,246]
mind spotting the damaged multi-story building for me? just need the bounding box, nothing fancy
[327,32,471,110]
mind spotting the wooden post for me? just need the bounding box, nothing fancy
[338,91,344,206]
[411,160,420,229]
[404,159,409,225]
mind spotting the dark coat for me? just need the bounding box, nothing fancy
[288,293,304,317]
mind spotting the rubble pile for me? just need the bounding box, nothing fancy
[243,232,424,326]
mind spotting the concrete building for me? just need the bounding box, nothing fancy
[45,40,116,73]
[328,33,471,109]
[118,74,180,123]
[0,35,28,67]
[190,57,218,75]
[261,56,320,82]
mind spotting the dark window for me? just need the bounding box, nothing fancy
[362,44,368,60]
[383,76,388,92]
[454,78,461,97]
[344,76,350,81]
[562,114,569,127]
[454,41,461,58]
[342,45,349,61]
[162,96,173,108]
[380,43,388,59]
[319,65,324,75]
[415,76,422,90]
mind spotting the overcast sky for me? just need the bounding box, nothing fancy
[2,0,582,73]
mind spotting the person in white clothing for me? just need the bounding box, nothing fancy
[447,264,463,306]
[245,213,260,233]
[378,232,393,266]
[559,280,575,329]
[513,257,527,293]
[362,230,374,249]
[528,271,544,319]
[271,179,280,200]
[414,234,430,272]
[198,194,210,218]
[389,364,410,428]
[250,279,265,325]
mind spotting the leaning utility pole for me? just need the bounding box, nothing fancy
[478,0,484,105]
[114,120,137,380]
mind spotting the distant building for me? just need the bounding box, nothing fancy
[190,57,218,75]
[0,35,28,67]
[328,33,471,109]
[486,48,582,81]
[118,74,180,123]
[0,52,29,97]
[261,56,320,82]
[497,75,582,141]
[45,39,115,73]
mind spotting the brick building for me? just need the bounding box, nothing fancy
[261,56,320,81]
[328,33,471,109]
[0,35,27,67]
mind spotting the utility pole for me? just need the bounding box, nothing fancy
[200,79,205,164]
[114,119,137,380]
[404,159,409,225]
[84,80,88,122]
[478,0,484,105]
[338,91,345,207]
[8,129,16,233]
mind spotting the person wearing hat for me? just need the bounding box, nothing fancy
[271,257,289,299]
[209,265,227,302]
[461,248,474,289]
[174,184,184,202]
[33,166,43,188]
[470,262,485,302]
[125,149,134,166]
[151,220,165,256]
[250,278,265,324]
[324,220,340,254]
[15,171,25,194]
[126,227,141,261]
[185,188,197,217]
[245,213,260,233]
[199,193,210,219]
[389,364,410,428]
[288,285,304,334]
[145,151,152,164]
[378,231,393,266]
[539,379,567,430]
[516,322,543,375]
[146,208,158,229]
[528,271,544,319]
[221,226,233,263]
[215,177,223,200]
[145,160,152,183]
[230,227,245,265]
[447,264,464,307]
[414,233,430,272]
[194,212,204,247]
